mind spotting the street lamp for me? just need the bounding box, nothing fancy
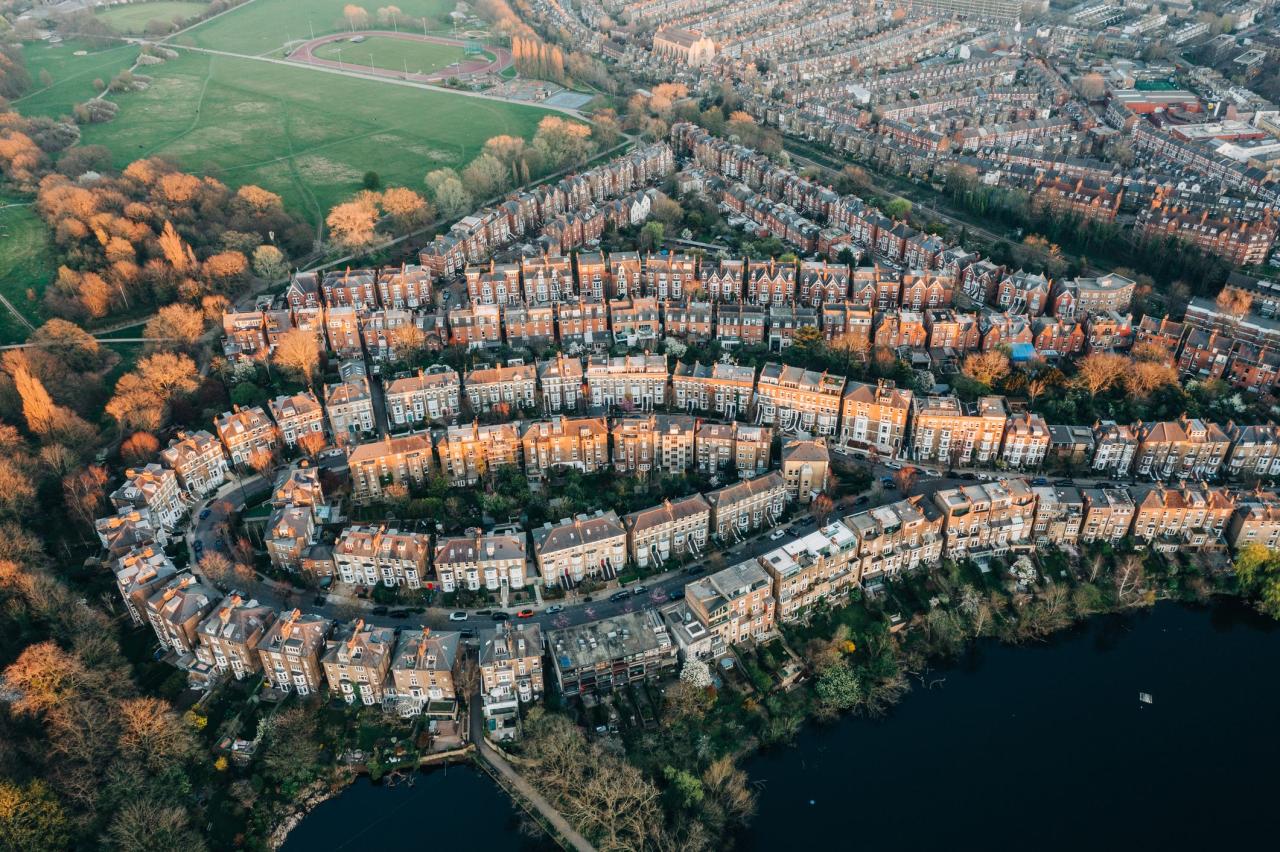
[336,47,343,70]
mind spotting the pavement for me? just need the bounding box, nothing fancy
[468,687,596,852]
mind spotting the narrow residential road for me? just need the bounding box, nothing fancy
[469,687,597,852]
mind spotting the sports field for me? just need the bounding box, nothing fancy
[96,1,209,33]
[311,35,466,75]
[177,0,457,56]
[72,50,550,223]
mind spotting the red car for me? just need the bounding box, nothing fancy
[517,608,535,619]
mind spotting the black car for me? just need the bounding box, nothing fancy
[474,609,493,617]
[1054,479,1074,487]
[960,473,977,480]
[609,590,631,602]
[491,611,510,621]
[388,609,409,619]
[685,564,705,574]
[854,495,870,506]
[371,605,389,616]
[459,629,477,639]
[312,595,327,606]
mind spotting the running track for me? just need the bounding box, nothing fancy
[287,30,511,83]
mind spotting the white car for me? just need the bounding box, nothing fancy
[769,529,786,540]
[449,611,468,622]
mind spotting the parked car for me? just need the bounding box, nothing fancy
[449,611,468,621]
[1031,477,1049,486]
[609,591,631,602]
[192,540,204,556]
[371,606,389,616]
[517,609,535,619]
[388,609,409,619]
[491,611,510,621]
[1055,479,1074,487]
[313,595,327,607]
[474,609,493,617]
[198,508,211,521]
[459,629,477,639]
[685,564,705,574]
[769,529,786,540]
[633,586,649,596]
[545,604,564,614]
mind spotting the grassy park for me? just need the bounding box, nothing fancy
[0,199,55,343]
[177,0,458,56]
[68,50,549,222]
[96,1,210,33]
[311,34,468,75]
[14,40,139,118]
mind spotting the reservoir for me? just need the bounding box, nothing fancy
[280,763,555,851]
[286,600,1280,850]
[745,599,1280,850]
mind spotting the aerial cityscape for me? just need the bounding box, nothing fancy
[2,0,1280,849]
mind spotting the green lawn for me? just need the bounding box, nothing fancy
[311,35,466,76]
[96,1,210,34]
[0,200,56,344]
[70,50,550,224]
[14,40,139,119]
[176,0,458,57]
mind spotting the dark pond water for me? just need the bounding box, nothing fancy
[286,600,1280,851]
[744,599,1280,851]
[280,763,555,851]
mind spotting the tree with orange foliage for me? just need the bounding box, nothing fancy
[121,432,161,467]
[296,429,327,459]
[1074,351,1129,396]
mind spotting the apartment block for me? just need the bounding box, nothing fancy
[321,620,396,705]
[685,561,777,648]
[1092,421,1138,476]
[384,366,462,427]
[1131,484,1235,551]
[1134,416,1230,480]
[845,497,945,582]
[324,376,376,439]
[705,471,789,539]
[194,594,275,681]
[215,406,279,467]
[910,395,1008,466]
[758,520,859,622]
[537,354,584,413]
[113,545,177,626]
[348,434,434,504]
[671,361,755,419]
[465,362,538,413]
[1002,411,1051,469]
[434,529,529,592]
[838,380,913,458]
[532,510,627,587]
[781,438,830,503]
[333,525,430,588]
[934,479,1037,557]
[695,421,772,478]
[611,414,697,476]
[110,464,185,531]
[1225,423,1280,479]
[96,506,165,553]
[1228,497,1280,550]
[480,623,544,738]
[159,430,228,498]
[754,362,844,436]
[386,629,460,717]
[1080,487,1137,543]
[623,494,711,569]
[269,391,325,448]
[547,609,677,696]
[437,422,522,486]
[265,505,316,570]
[585,353,668,410]
[1031,486,1084,547]
[521,416,610,479]
[257,608,332,696]
[145,573,219,656]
